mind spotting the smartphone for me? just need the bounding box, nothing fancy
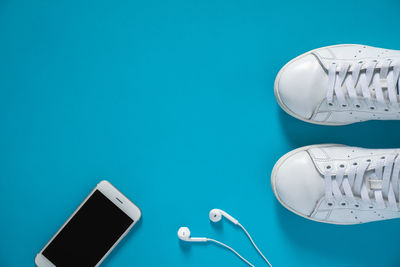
[35,180,141,267]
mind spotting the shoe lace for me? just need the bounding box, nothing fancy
[326,60,400,109]
[324,155,400,210]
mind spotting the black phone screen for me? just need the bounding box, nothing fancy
[42,190,133,267]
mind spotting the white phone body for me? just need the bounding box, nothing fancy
[35,180,141,267]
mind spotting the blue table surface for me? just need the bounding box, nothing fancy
[1,0,400,266]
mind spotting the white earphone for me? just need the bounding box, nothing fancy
[209,208,239,224]
[177,227,207,242]
[177,209,272,267]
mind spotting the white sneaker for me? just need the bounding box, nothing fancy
[271,144,400,224]
[275,44,400,125]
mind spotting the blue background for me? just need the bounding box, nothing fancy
[1,0,400,266]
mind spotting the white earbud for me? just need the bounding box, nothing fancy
[208,208,272,267]
[177,226,255,266]
[209,208,239,225]
[177,209,272,267]
[177,227,207,242]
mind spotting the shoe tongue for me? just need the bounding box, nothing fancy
[345,170,381,198]
[366,172,381,188]
[340,70,391,101]
[365,171,378,180]
[363,171,383,197]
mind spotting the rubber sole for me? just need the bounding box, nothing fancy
[270,144,357,225]
[274,44,356,126]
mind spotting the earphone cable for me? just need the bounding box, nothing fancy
[238,223,272,267]
[207,238,255,267]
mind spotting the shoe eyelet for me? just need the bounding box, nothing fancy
[369,206,374,209]
[354,203,360,208]
[384,108,389,112]
[340,201,346,206]
[381,156,385,160]
[355,104,361,108]
[370,106,375,110]
[339,164,345,168]
[366,159,371,162]
[328,102,333,106]
[342,104,347,108]
[327,202,333,207]
[353,162,358,166]
[326,165,332,170]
